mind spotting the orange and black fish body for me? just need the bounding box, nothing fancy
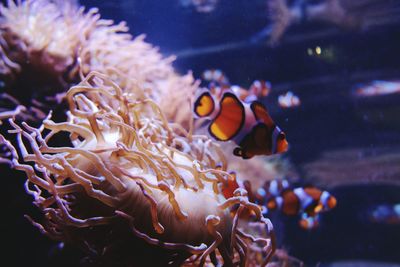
[264,186,337,218]
[194,89,289,159]
[221,171,240,199]
[256,179,336,230]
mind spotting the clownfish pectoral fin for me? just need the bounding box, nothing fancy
[194,91,215,118]
[233,146,253,159]
[209,92,245,141]
[233,147,243,157]
[250,101,274,127]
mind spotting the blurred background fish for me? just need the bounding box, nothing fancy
[278,91,301,108]
[354,80,400,97]
[256,179,337,230]
[179,0,218,13]
[368,204,400,224]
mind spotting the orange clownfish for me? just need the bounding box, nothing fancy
[220,81,271,103]
[249,80,271,98]
[265,185,337,218]
[278,91,301,108]
[202,69,229,86]
[221,171,240,199]
[194,89,289,159]
[255,179,290,203]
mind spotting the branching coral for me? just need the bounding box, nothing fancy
[3,72,275,266]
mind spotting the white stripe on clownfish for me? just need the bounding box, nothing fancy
[293,187,315,211]
[269,180,280,197]
[320,191,332,210]
[271,126,284,154]
[257,187,267,198]
[275,196,284,210]
[268,179,289,197]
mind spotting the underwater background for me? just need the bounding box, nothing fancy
[1,0,400,266]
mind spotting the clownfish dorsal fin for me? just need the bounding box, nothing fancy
[250,101,274,127]
[303,186,322,200]
[194,91,215,118]
[209,92,245,141]
[233,146,253,159]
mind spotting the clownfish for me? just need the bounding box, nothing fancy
[278,91,301,108]
[264,184,337,217]
[221,171,240,199]
[231,80,271,103]
[355,80,400,97]
[202,69,229,86]
[256,180,336,230]
[249,80,271,98]
[193,88,289,159]
[255,179,290,203]
[230,85,255,102]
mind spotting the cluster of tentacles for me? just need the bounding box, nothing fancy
[0,0,197,127]
[1,72,275,266]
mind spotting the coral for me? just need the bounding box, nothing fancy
[3,72,275,266]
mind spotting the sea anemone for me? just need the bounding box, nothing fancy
[4,71,275,266]
[78,17,199,128]
[0,0,96,86]
[0,0,198,127]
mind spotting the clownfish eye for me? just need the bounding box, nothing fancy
[278,132,286,140]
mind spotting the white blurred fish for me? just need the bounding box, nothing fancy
[368,203,400,224]
[278,91,301,108]
[355,80,400,97]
